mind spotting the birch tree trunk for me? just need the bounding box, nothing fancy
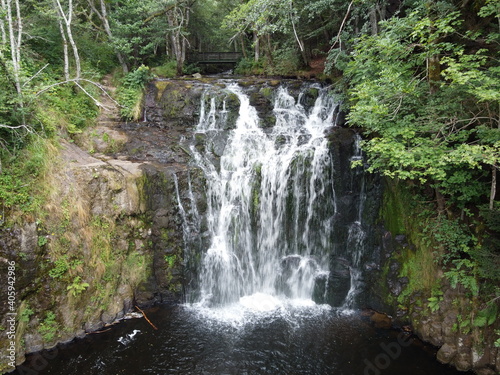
[253,31,260,61]
[56,13,70,81]
[54,0,81,79]
[5,0,25,124]
[0,0,6,46]
[167,5,186,76]
[181,6,189,67]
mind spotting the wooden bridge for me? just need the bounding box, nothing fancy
[186,52,243,64]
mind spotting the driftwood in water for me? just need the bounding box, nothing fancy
[135,305,158,330]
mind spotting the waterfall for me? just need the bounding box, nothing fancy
[185,81,368,314]
[342,133,367,309]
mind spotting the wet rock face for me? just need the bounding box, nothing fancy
[324,127,382,307]
[371,180,500,375]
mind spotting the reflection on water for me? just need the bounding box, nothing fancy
[16,304,472,375]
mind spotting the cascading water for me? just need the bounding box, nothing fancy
[185,81,362,315]
[17,81,471,375]
[342,134,367,309]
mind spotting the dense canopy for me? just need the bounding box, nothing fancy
[0,0,499,340]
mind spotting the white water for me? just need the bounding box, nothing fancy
[182,82,370,323]
[342,134,367,309]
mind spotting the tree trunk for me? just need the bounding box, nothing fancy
[5,0,25,124]
[167,5,188,76]
[98,0,128,73]
[428,54,440,94]
[0,0,6,46]
[369,7,378,35]
[168,18,183,75]
[181,6,189,67]
[265,34,273,64]
[253,32,260,61]
[56,15,70,81]
[14,0,20,65]
[54,0,81,79]
[6,0,21,93]
[240,34,247,58]
[490,166,497,210]
[436,187,446,215]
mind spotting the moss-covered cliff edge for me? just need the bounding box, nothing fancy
[0,78,211,373]
[373,179,500,375]
[0,140,203,373]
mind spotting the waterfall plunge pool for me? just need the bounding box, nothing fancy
[14,81,473,375]
[16,302,472,375]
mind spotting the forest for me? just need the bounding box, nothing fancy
[1,0,500,359]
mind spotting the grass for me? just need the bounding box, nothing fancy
[151,61,177,78]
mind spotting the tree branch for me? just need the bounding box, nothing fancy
[34,78,120,110]
[143,4,176,24]
[328,0,354,53]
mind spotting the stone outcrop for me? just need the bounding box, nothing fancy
[370,180,500,375]
[0,79,207,373]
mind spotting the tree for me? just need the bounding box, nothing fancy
[165,0,193,75]
[53,0,81,79]
[87,0,129,73]
[2,0,25,124]
[345,1,500,212]
[224,0,301,62]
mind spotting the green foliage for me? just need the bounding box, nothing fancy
[473,301,498,327]
[190,0,239,52]
[48,256,70,279]
[77,32,118,74]
[116,65,152,121]
[37,236,48,247]
[234,58,265,75]
[121,65,152,89]
[19,305,34,323]
[343,1,499,210]
[109,0,174,68]
[444,259,479,296]
[427,289,444,312]
[67,276,90,297]
[38,311,59,342]
[456,313,472,334]
[341,0,500,314]
[269,45,302,75]
[151,61,178,78]
[38,82,100,134]
[423,216,481,295]
[0,138,54,215]
[427,296,442,312]
[164,254,177,268]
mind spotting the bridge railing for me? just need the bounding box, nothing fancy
[187,52,243,64]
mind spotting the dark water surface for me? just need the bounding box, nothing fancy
[16,304,472,375]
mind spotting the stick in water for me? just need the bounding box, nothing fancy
[135,305,158,330]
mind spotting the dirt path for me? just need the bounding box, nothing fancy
[95,75,120,127]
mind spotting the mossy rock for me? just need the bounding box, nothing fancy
[301,88,320,109]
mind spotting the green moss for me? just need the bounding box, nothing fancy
[381,179,441,306]
[160,228,172,242]
[164,254,177,268]
[260,87,273,98]
[380,180,406,235]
